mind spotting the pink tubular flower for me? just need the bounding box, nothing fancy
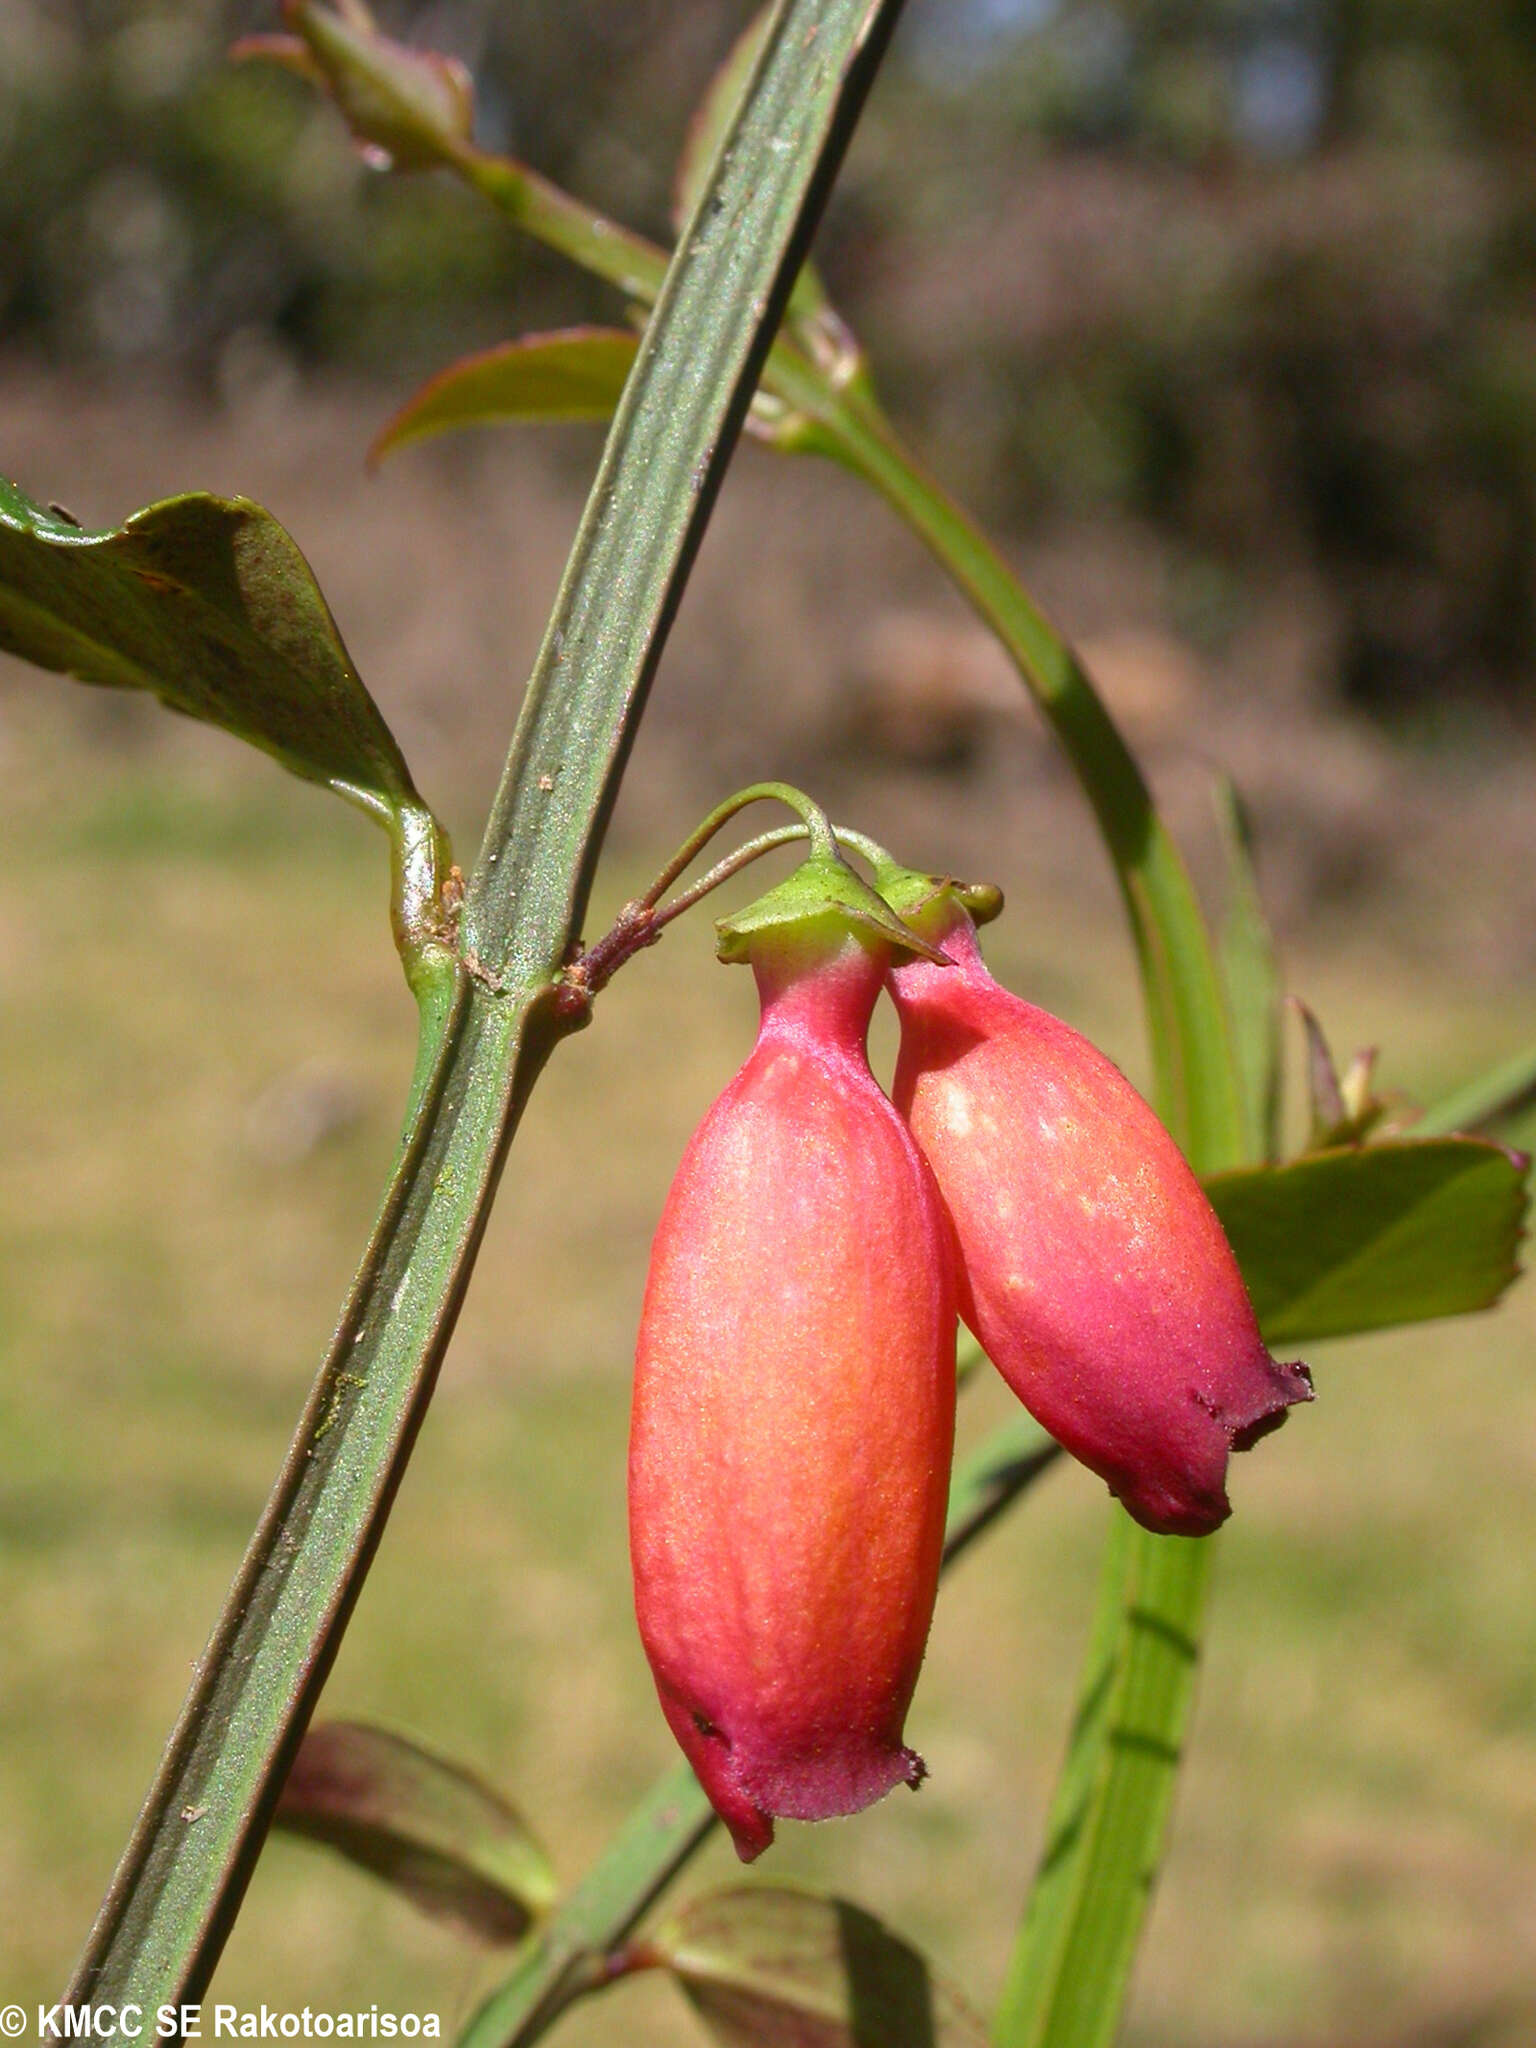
[883,880,1310,1538]
[629,862,957,1860]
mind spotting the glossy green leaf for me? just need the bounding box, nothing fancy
[0,471,456,1016]
[1214,777,1281,1163]
[273,1722,557,1944]
[1206,1138,1528,1344]
[371,330,639,464]
[652,1888,988,2048]
[1415,1043,1536,1139]
[0,473,419,825]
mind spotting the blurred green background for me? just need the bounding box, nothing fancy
[2,2,1535,2044]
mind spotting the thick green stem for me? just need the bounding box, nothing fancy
[62,0,905,2023]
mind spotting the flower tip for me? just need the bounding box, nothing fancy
[725,1807,775,1863]
[1230,1358,1314,1453]
[1108,1355,1314,1536]
[1118,1479,1231,1539]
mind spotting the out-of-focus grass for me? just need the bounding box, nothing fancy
[1,690,1533,2047]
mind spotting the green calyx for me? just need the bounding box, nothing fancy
[839,839,1004,944]
[715,849,952,965]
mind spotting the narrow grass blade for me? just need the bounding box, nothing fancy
[62,0,901,2025]
[994,1517,1209,2048]
[1415,1043,1536,1138]
[1213,776,1282,1163]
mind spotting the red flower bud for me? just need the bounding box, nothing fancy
[630,882,956,1861]
[887,895,1310,1537]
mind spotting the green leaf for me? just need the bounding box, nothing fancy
[0,472,456,1015]
[273,1722,557,1945]
[652,1887,989,2048]
[1214,777,1281,1163]
[0,473,420,826]
[1414,1042,1536,1139]
[371,330,640,464]
[1205,1138,1528,1345]
[675,9,828,326]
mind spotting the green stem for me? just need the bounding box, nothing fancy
[649,824,806,929]
[458,1410,1062,2048]
[642,780,838,904]
[62,0,902,2023]
[449,142,669,307]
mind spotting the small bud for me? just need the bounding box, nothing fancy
[234,4,475,173]
[885,887,1310,1537]
[630,879,956,1858]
